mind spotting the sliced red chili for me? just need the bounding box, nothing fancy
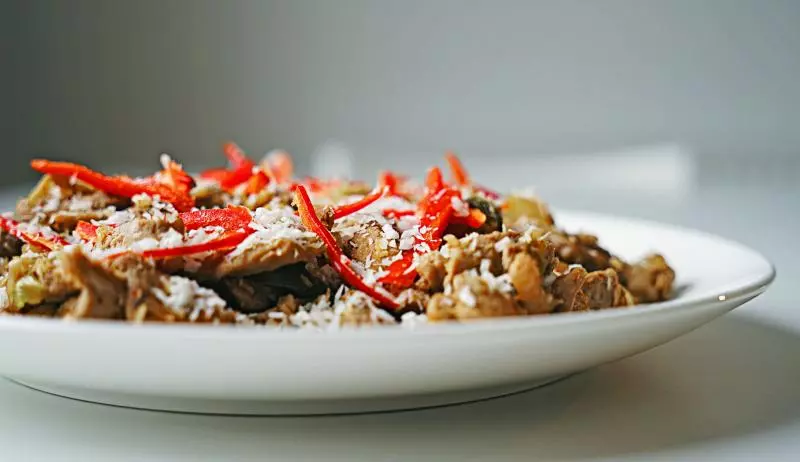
[179,205,252,232]
[158,157,195,195]
[331,185,390,220]
[200,142,257,191]
[140,229,252,259]
[244,170,271,195]
[75,221,98,241]
[445,151,470,186]
[294,185,399,309]
[443,152,502,200]
[379,185,458,289]
[30,160,195,212]
[264,150,293,184]
[382,208,415,219]
[0,216,69,251]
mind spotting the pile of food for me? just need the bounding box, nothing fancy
[0,145,675,328]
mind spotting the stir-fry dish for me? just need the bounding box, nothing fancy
[0,145,674,328]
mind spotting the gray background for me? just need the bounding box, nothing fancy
[3,0,799,186]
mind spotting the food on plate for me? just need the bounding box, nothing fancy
[0,145,675,328]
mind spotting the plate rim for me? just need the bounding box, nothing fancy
[0,209,776,340]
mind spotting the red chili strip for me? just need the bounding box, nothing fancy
[75,221,98,241]
[331,185,390,220]
[30,160,195,212]
[445,151,470,187]
[294,185,399,309]
[443,152,502,200]
[381,209,415,219]
[179,205,252,232]
[379,170,458,289]
[265,150,294,184]
[139,229,252,259]
[199,142,257,191]
[0,216,69,251]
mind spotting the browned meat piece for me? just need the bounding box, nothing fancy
[338,219,400,271]
[427,271,522,321]
[93,195,183,251]
[107,253,172,321]
[0,230,22,259]
[582,269,628,310]
[216,277,285,314]
[56,250,127,319]
[395,288,430,314]
[421,230,557,319]
[213,262,332,313]
[439,232,507,284]
[546,232,613,273]
[19,304,59,317]
[622,254,675,303]
[414,251,447,292]
[208,238,325,278]
[551,267,591,312]
[507,250,554,314]
[108,253,239,323]
[550,266,635,312]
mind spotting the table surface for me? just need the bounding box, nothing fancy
[0,181,796,462]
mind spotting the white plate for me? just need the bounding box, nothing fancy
[0,211,774,415]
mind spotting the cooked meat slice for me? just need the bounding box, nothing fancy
[19,303,59,317]
[0,230,22,259]
[338,219,400,271]
[209,238,325,278]
[439,232,506,284]
[581,269,620,310]
[551,267,590,313]
[507,250,553,314]
[546,231,613,273]
[213,262,331,313]
[106,252,238,323]
[427,270,522,321]
[395,288,430,314]
[414,251,447,292]
[55,249,126,319]
[622,254,675,303]
[93,194,183,251]
[216,277,284,314]
[194,204,324,278]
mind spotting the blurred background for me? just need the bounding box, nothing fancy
[1,1,798,228]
